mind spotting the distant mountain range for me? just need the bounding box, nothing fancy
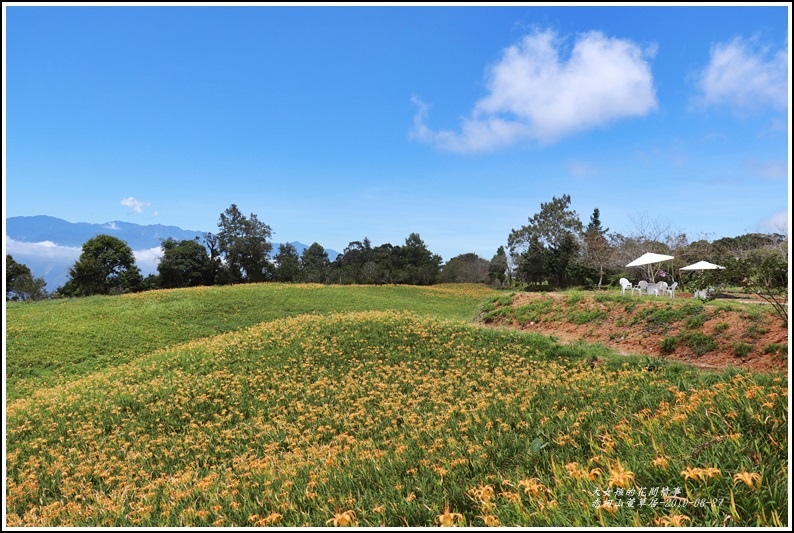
[5,215,338,292]
[6,215,206,250]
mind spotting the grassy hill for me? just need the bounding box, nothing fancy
[5,283,494,401]
[5,284,788,527]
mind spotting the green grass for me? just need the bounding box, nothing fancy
[5,283,496,401]
[5,284,788,527]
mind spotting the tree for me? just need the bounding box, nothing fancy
[59,234,142,296]
[334,238,375,284]
[508,194,583,288]
[216,204,274,283]
[300,242,330,283]
[488,246,510,287]
[440,253,490,284]
[157,238,213,288]
[6,255,48,301]
[397,233,442,285]
[740,246,788,325]
[582,208,612,289]
[274,243,301,282]
[201,231,225,285]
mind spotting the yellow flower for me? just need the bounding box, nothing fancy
[479,513,500,526]
[655,513,691,527]
[702,466,721,480]
[262,513,283,526]
[733,470,761,489]
[587,467,603,481]
[326,510,356,527]
[680,467,701,482]
[469,484,495,503]
[500,491,521,504]
[651,456,669,469]
[436,508,464,527]
[607,463,635,489]
[518,478,546,498]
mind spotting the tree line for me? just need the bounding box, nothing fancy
[6,198,788,310]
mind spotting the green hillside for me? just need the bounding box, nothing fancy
[5,284,788,527]
[5,283,495,400]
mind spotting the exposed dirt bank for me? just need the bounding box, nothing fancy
[484,291,788,374]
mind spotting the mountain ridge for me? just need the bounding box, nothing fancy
[5,215,338,292]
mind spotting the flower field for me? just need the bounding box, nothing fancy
[5,284,789,526]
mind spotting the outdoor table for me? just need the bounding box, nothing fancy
[646,283,661,296]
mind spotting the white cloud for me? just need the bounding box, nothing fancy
[694,37,788,113]
[133,247,164,273]
[412,29,658,152]
[760,211,789,235]
[121,196,150,214]
[6,238,163,281]
[5,238,82,260]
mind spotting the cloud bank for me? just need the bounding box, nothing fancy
[694,36,788,113]
[412,29,658,152]
[6,238,163,290]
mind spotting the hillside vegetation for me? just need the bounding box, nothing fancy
[478,291,788,373]
[5,283,494,401]
[5,284,788,527]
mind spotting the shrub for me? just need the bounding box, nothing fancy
[762,343,787,356]
[685,313,707,330]
[660,336,677,354]
[743,323,769,340]
[713,322,730,334]
[733,342,753,358]
[678,332,717,355]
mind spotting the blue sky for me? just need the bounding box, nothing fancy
[3,3,791,264]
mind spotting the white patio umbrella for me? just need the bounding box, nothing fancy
[626,252,675,282]
[679,260,725,271]
[679,260,725,295]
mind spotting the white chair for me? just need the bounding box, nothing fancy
[663,282,678,298]
[619,278,633,295]
[632,280,648,296]
[653,281,668,297]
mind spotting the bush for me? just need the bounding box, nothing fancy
[733,342,753,358]
[678,332,717,355]
[660,337,677,354]
[762,343,787,356]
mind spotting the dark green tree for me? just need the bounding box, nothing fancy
[300,243,330,283]
[334,238,375,284]
[157,238,213,288]
[488,246,510,287]
[397,233,441,285]
[274,243,301,282]
[440,253,490,284]
[216,204,274,283]
[508,194,583,288]
[582,207,612,289]
[370,243,397,284]
[6,255,48,301]
[59,234,143,296]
